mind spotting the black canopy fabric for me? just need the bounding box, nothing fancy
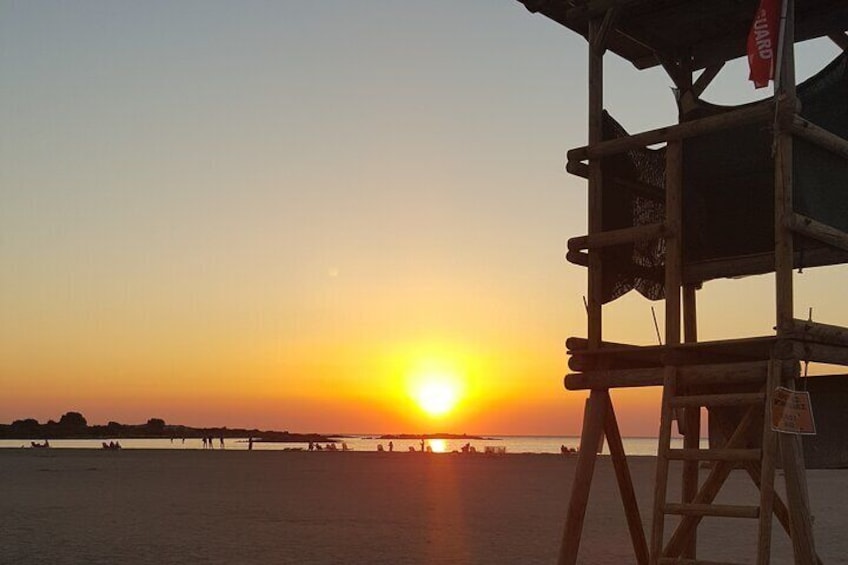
[596,53,848,304]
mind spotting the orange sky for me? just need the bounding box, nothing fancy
[2,3,846,436]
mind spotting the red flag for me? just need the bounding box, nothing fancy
[747,0,780,89]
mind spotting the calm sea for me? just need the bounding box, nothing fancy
[0,435,708,455]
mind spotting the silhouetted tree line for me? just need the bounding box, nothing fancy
[0,411,333,443]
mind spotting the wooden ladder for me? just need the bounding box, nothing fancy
[649,360,783,565]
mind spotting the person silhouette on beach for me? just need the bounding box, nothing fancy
[420,439,425,452]
[248,437,253,451]
[388,441,393,452]
[202,437,207,449]
[219,436,224,449]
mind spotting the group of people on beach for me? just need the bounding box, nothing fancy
[308,441,350,451]
[375,441,395,452]
[101,441,121,450]
[201,436,224,449]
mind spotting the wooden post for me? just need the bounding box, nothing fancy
[665,140,683,348]
[681,284,699,560]
[559,391,607,565]
[777,361,817,565]
[774,0,795,334]
[650,366,677,564]
[757,357,780,565]
[604,393,650,565]
[773,3,816,563]
[587,18,604,349]
[559,19,606,565]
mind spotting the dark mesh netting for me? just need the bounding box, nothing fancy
[597,52,848,304]
[600,112,666,303]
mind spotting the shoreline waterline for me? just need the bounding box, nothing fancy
[0,435,708,455]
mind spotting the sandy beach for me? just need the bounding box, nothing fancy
[1,449,846,564]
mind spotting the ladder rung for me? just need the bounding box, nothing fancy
[666,448,761,462]
[664,502,760,519]
[659,559,750,565]
[669,392,765,408]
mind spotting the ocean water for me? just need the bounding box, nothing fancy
[0,435,708,455]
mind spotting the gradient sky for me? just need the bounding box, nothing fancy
[2,1,845,435]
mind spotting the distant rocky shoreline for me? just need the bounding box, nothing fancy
[0,411,335,443]
[375,433,491,441]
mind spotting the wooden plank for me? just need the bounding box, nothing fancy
[568,350,662,372]
[743,460,825,565]
[664,503,759,519]
[663,406,760,559]
[566,337,639,351]
[604,392,650,565]
[781,318,848,347]
[566,367,663,390]
[559,391,607,565]
[660,557,744,565]
[790,115,848,159]
[683,285,698,344]
[780,417,818,565]
[567,160,665,202]
[565,361,769,391]
[745,460,792,536]
[777,356,818,564]
[667,448,761,462]
[669,392,765,408]
[650,366,676,565]
[566,250,590,267]
[567,336,781,373]
[682,404,700,560]
[692,62,725,97]
[684,246,848,285]
[662,463,735,558]
[570,336,778,360]
[787,213,848,253]
[568,222,666,251]
[566,103,772,162]
[564,0,641,24]
[677,363,770,387]
[791,341,848,366]
[591,6,620,55]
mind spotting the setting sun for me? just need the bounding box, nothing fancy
[405,356,465,419]
[414,379,459,416]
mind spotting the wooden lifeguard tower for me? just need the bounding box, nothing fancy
[517,1,848,563]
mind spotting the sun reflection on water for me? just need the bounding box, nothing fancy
[428,438,447,453]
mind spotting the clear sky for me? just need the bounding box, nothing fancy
[1,1,845,435]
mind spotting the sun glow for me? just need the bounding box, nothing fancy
[407,357,464,418]
[414,379,459,416]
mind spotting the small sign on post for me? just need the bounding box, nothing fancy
[771,386,816,435]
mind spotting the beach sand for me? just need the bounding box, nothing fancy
[1,450,846,564]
